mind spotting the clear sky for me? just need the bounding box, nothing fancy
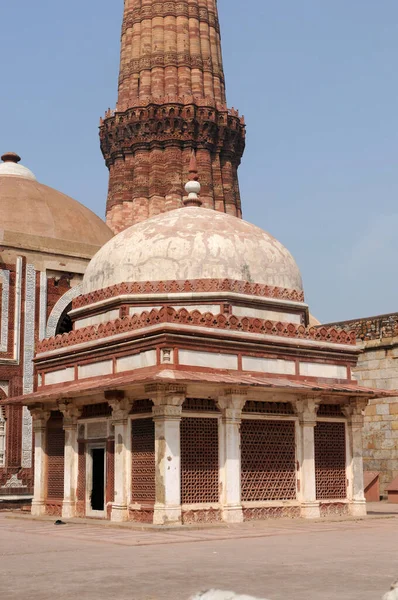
[1,0,397,323]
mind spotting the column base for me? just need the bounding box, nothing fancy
[153,504,182,525]
[31,500,46,517]
[222,505,243,523]
[300,501,321,519]
[62,500,77,519]
[349,500,367,517]
[111,504,129,522]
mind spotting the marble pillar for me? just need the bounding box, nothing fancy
[344,399,368,517]
[29,406,50,517]
[297,398,320,519]
[59,402,82,519]
[217,390,247,523]
[149,384,186,525]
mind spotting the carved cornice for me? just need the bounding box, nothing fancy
[118,54,223,80]
[100,102,245,166]
[73,279,304,310]
[37,306,356,354]
[122,3,220,34]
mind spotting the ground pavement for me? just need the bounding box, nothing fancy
[1,504,398,600]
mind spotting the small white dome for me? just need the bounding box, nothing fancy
[83,207,303,295]
[0,152,36,181]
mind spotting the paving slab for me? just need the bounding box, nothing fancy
[0,509,397,600]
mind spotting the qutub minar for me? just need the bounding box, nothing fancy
[0,0,393,523]
[101,0,245,232]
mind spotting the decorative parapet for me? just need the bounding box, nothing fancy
[100,100,245,166]
[72,279,305,310]
[322,313,398,342]
[37,306,356,354]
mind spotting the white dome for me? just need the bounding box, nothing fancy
[83,207,303,295]
[0,160,36,181]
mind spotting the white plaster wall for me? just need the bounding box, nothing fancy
[242,356,296,375]
[75,309,120,329]
[116,350,157,372]
[78,360,113,379]
[179,349,238,370]
[129,306,162,316]
[233,306,301,323]
[45,367,75,385]
[299,362,347,379]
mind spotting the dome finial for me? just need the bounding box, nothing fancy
[1,152,21,164]
[184,150,202,207]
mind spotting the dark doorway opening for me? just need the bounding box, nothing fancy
[91,448,105,511]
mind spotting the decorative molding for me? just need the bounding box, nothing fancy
[38,306,356,354]
[0,269,10,353]
[38,271,47,341]
[73,279,304,310]
[122,4,220,35]
[22,264,36,468]
[46,283,83,338]
[0,405,5,468]
[13,257,23,362]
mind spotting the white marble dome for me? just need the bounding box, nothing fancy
[83,207,303,295]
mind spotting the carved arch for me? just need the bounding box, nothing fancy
[46,283,83,338]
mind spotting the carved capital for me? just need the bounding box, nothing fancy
[146,383,186,407]
[342,398,368,427]
[29,405,51,432]
[152,404,182,420]
[297,398,320,426]
[217,389,247,422]
[58,401,82,428]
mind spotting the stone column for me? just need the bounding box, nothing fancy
[217,390,247,523]
[148,384,186,526]
[107,392,131,522]
[29,406,50,517]
[343,399,368,517]
[58,402,82,519]
[297,398,320,519]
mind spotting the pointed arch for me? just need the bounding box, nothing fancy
[46,283,83,338]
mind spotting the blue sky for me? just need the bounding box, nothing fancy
[1,0,398,323]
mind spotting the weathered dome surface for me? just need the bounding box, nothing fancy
[0,154,113,247]
[83,207,303,294]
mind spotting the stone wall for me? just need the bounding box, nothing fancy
[324,315,398,498]
[355,342,398,497]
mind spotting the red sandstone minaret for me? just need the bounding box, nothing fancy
[100,0,246,233]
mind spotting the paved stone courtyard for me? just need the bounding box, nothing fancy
[1,508,398,600]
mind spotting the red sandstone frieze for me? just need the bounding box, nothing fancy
[72,279,305,310]
[37,306,356,354]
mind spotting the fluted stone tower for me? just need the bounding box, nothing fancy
[100,0,246,233]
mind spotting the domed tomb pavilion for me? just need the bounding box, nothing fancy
[0,152,112,502]
[16,169,389,525]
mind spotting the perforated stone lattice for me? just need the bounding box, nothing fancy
[81,403,112,419]
[46,415,65,500]
[241,420,296,501]
[182,398,219,412]
[317,404,345,418]
[315,421,347,500]
[130,399,153,414]
[131,418,155,503]
[243,401,294,415]
[181,417,219,504]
